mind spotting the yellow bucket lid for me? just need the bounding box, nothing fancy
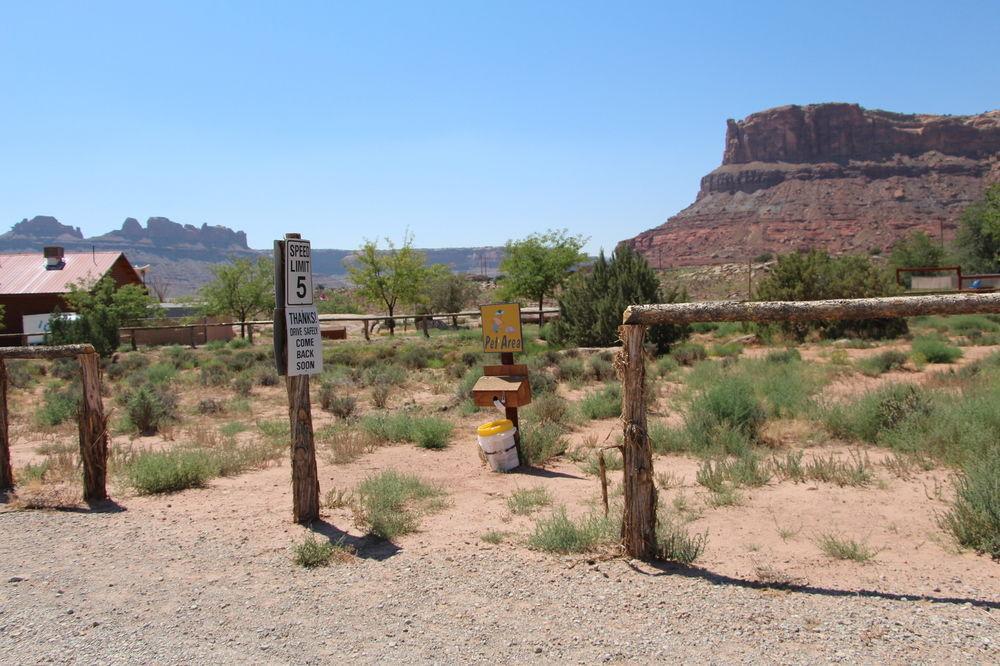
[477,419,514,437]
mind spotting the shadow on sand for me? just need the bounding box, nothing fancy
[308,519,401,561]
[629,559,1000,610]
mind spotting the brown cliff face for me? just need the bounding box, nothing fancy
[626,103,1000,267]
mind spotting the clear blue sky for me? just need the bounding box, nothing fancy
[1,1,997,254]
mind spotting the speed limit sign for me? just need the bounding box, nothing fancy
[285,238,314,306]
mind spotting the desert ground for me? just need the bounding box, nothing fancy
[1,319,998,663]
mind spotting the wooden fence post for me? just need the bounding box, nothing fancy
[76,352,108,503]
[617,324,657,559]
[287,374,319,523]
[0,359,12,491]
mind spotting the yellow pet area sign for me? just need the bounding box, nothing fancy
[480,303,523,353]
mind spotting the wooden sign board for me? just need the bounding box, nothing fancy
[480,303,523,353]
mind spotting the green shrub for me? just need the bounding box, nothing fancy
[360,413,452,449]
[816,533,877,562]
[199,359,230,386]
[363,362,406,387]
[319,383,357,418]
[228,337,251,349]
[50,357,80,380]
[656,520,707,565]
[144,362,177,385]
[524,392,572,427]
[224,350,257,373]
[164,345,198,369]
[520,423,568,466]
[765,348,801,364]
[255,366,279,386]
[655,355,679,377]
[554,356,585,382]
[355,470,445,540]
[398,345,432,369]
[941,448,1000,559]
[370,383,391,409]
[37,383,81,426]
[587,355,615,382]
[124,383,178,435]
[671,342,707,366]
[529,370,558,395]
[857,350,908,377]
[527,507,616,553]
[507,486,553,515]
[579,383,622,420]
[5,360,42,388]
[232,371,254,397]
[824,383,932,444]
[911,336,963,364]
[125,449,216,494]
[293,534,336,567]
[683,377,765,454]
[711,342,743,359]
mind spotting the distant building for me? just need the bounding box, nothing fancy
[0,246,144,342]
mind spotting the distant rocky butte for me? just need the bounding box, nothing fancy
[0,216,504,296]
[624,103,1000,267]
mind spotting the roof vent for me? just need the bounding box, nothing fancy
[44,246,65,270]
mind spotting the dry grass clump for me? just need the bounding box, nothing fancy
[318,426,377,465]
[292,533,354,567]
[506,486,553,516]
[354,470,446,540]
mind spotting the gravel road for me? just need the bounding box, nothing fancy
[1,503,997,665]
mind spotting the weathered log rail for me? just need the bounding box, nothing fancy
[0,344,108,502]
[617,292,1000,560]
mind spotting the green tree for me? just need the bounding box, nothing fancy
[550,245,688,352]
[890,230,947,269]
[348,233,427,335]
[48,276,160,357]
[199,256,274,342]
[755,250,905,340]
[955,183,1000,273]
[426,268,477,327]
[499,229,588,326]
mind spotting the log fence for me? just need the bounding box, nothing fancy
[0,344,109,502]
[617,291,1000,560]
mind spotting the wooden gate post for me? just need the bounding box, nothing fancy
[618,324,657,559]
[76,351,109,503]
[287,374,320,523]
[0,359,13,491]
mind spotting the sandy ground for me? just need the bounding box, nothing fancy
[2,336,999,663]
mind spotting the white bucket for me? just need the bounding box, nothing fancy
[477,419,520,472]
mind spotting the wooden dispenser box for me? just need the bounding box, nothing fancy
[471,364,532,408]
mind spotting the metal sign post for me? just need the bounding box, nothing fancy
[273,233,320,524]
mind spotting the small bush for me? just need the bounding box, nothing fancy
[711,342,743,359]
[554,356,585,382]
[940,448,1000,559]
[363,363,406,387]
[911,337,963,364]
[370,383,391,409]
[355,470,445,540]
[320,385,357,418]
[318,426,376,464]
[824,383,932,444]
[164,345,198,369]
[579,383,622,420]
[293,534,337,567]
[684,377,765,454]
[199,359,230,387]
[520,423,568,466]
[765,348,801,364]
[507,486,553,515]
[256,366,279,387]
[125,449,216,494]
[524,392,571,427]
[816,534,877,562]
[5,360,42,388]
[587,356,615,382]
[197,398,225,415]
[124,383,178,435]
[529,370,558,395]
[671,342,707,366]
[225,350,257,373]
[398,345,431,369]
[655,355,679,377]
[656,520,707,565]
[232,371,254,398]
[50,357,81,380]
[361,413,453,449]
[37,383,81,426]
[857,350,908,377]
[528,507,616,553]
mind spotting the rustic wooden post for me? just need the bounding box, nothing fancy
[499,351,524,463]
[274,233,321,524]
[287,374,319,523]
[129,329,137,351]
[0,359,12,491]
[617,324,657,559]
[362,319,371,342]
[76,351,108,503]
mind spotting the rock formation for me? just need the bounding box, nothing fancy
[625,103,1000,267]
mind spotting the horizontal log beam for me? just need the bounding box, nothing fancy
[0,344,97,360]
[623,292,1000,326]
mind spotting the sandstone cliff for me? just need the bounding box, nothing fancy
[626,103,1000,266]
